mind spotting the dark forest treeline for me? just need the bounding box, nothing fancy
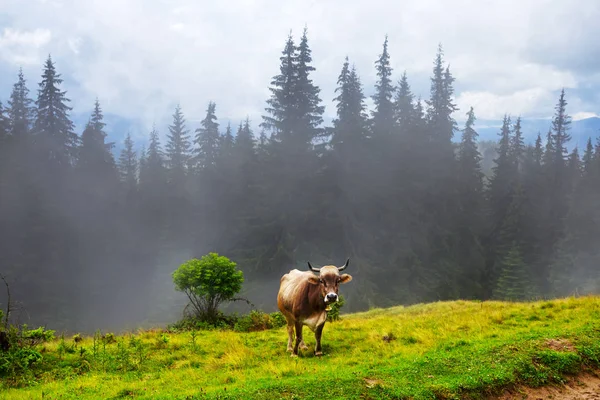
[1,30,599,332]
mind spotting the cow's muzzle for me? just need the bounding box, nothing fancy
[325,293,338,303]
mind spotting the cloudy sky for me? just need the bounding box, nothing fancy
[1,0,599,143]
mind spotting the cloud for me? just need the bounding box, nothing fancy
[0,27,52,65]
[573,112,599,121]
[0,0,598,143]
[456,88,550,121]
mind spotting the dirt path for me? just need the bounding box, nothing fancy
[493,371,600,399]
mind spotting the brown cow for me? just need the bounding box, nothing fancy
[277,259,352,356]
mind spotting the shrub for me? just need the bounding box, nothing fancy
[0,325,54,383]
[154,333,170,349]
[234,310,270,332]
[269,311,287,328]
[234,310,287,332]
[102,332,116,344]
[327,295,346,322]
[172,253,244,325]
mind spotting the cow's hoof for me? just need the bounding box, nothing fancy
[286,347,293,352]
[315,351,323,357]
[290,353,298,358]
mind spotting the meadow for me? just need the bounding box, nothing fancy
[2,296,600,399]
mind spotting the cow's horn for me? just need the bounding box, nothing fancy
[338,258,350,271]
[308,261,321,273]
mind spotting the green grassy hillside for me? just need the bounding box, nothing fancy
[3,296,600,399]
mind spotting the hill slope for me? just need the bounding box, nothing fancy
[3,296,600,399]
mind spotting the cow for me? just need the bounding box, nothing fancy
[277,259,353,357]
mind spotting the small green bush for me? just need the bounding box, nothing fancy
[172,253,244,324]
[0,325,54,383]
[269,311,287,328]
[168,312,237,332]
[101,332,116,345]
[234,310,271,332]
[233,310,287,332]
[154,333,170,349]
[327,295,345,322]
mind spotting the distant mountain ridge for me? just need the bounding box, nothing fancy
[71,111,600,157]
[473,117,600,150]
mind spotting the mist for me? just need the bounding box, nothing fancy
[0,30,599,335]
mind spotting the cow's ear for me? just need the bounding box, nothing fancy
[308,275,320,285]
[339,274,353,284]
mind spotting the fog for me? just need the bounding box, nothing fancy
[0,31,599,334]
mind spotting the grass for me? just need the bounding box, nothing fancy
[3,296,600,399]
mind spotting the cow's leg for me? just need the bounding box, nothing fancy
[299,339,309,351]
[286,322,294,352]
[314,322,325,356]
[292,321,303,357]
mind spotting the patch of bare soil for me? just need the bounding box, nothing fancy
[489,339,600,399]
[545,338,576,352]
[492,371,600,400]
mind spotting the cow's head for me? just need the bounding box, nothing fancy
[307,259,352,303]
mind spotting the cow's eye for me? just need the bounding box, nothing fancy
[318,279,324,284]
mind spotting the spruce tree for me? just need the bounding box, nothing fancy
[542,128,555,166]
[455,107,485,298]
[234,117,257,164]
[165,104,191,184]
[220,122,234,161]
[427,45,458,143]
[551,89,572,165]
[229,118,259,239]
[394,72,416,135]
[138,124,168,266]
[22,56,80,324]
[567,147,581,191]
[138,125,166,198]
[550,143,597,297]
[488,115,513,228]
[371,35,395,138]
[421,45,460,300]
[194,101,220,173]
[1,71,36,311]
[582,138,594,176]
[493,243,531,301]
[295,27,324,142]
[509,117,525,172]
[257,128,269,151]
[142,124,167,186]
[118,132,138,192]
[34,55,78,167]
[78,99,116,175]
[331,58,368,152]
[457,108,484,198]
[486,115,515,296]
[537,91,574,296]
[493,180,534,298]
[73,99,121,312]
[261,29,323,150]
[261,33,297,144]
[138,146,148,185]
[8,68,35,138]
[533,133,543,165]
[519,133,546,294]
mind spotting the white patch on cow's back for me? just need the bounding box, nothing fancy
[278,269,312,311]
[302,311,327,332]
